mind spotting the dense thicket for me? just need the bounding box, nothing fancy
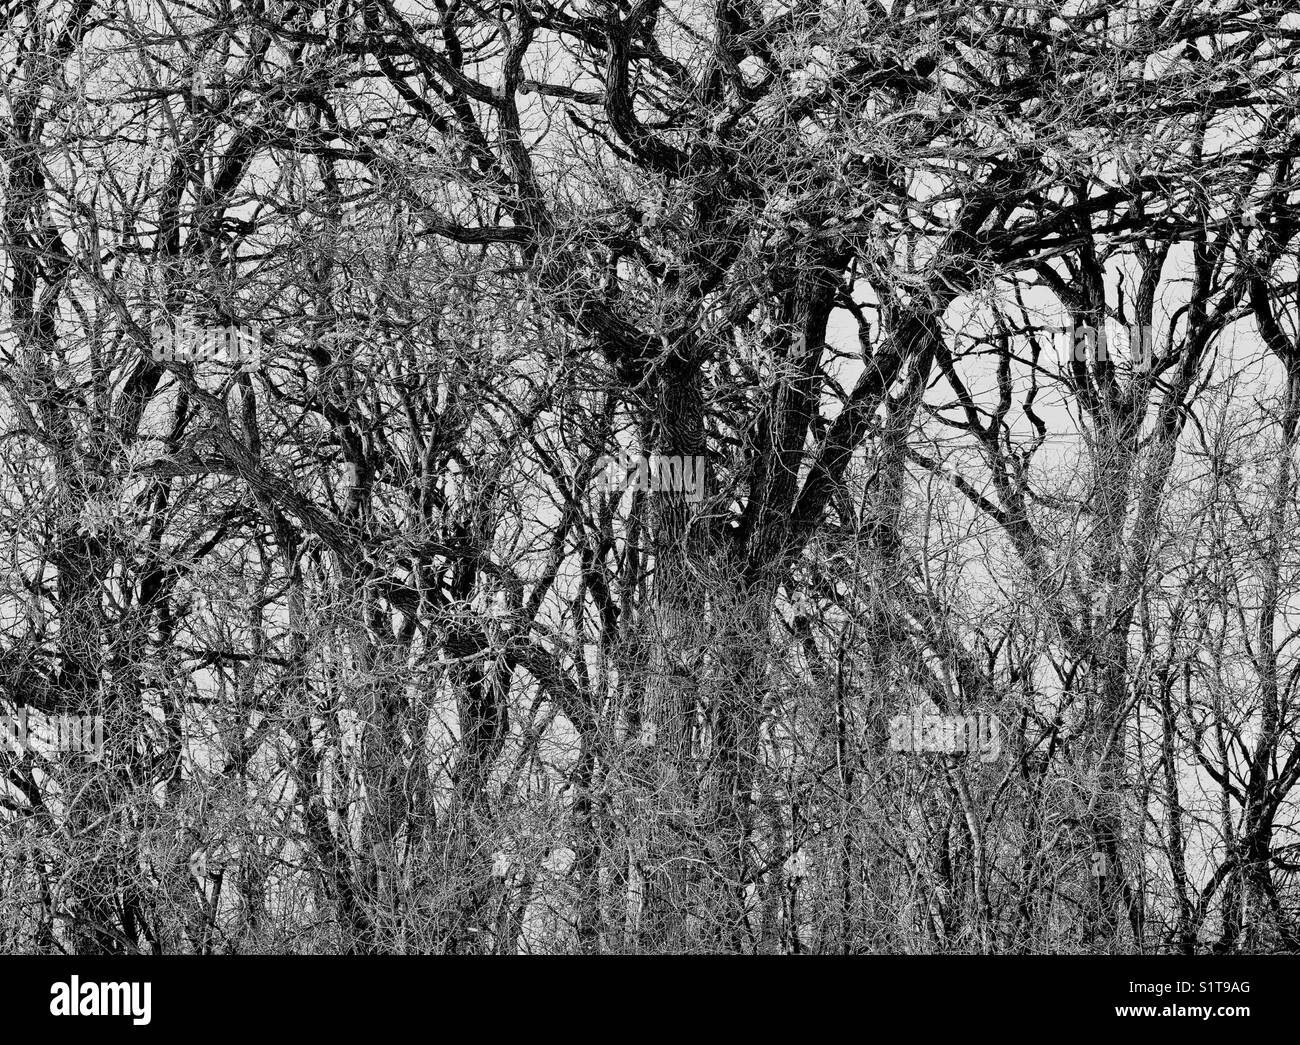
[2,0,1300,953]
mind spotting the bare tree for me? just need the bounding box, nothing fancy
[2,0,1300,953]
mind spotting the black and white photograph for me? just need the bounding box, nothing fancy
[0,0,1294,1028]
